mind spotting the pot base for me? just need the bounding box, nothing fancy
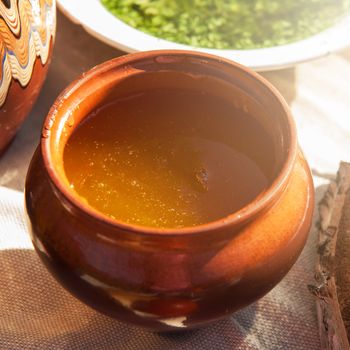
[26,150,313,331]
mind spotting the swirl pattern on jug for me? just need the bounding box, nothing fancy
[0,0,55,106]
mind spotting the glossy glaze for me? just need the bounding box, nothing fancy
[0,0,56,154]
[25,51,314,331]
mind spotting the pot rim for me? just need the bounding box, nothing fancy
[41,50,297,236]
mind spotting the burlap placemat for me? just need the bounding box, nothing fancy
[0,186,321,349]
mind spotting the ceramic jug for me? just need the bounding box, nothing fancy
[0,0,56,154]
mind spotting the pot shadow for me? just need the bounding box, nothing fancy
[260,68,297,106]
[0,185,327,349]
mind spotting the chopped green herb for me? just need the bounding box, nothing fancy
[101,0,350,49]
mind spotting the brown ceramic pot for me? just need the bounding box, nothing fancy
[0,0,56,154]
[25,51,314,331]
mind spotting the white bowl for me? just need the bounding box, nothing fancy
[58,0,350,71]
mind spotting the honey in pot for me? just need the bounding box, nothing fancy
[63,88,275,229]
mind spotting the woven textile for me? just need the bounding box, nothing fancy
[0,185,321,349]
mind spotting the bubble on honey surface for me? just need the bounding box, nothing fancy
[195,168,209,192]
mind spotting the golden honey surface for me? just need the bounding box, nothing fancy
[64,89,274,228]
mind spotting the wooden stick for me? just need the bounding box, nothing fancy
[309,162,350,349]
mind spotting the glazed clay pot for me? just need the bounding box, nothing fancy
[25,51,314,331]
[0,0,56,154]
